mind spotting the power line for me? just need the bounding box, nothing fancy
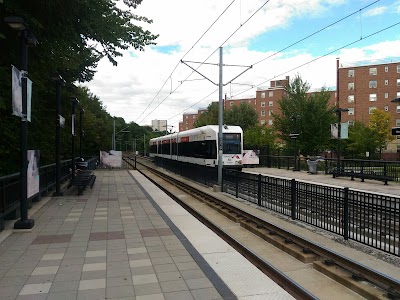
[155,0,380,124]
[137,0,272,124]
[251,0,381,67]
[134,0,237,123]
[232,21,400,98]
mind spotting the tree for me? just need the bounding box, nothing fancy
[244,125,276,150]
[194,102,258,130]
[0,0,157,175]
[345,121,380,158]
[368,109,394,156]
[224,102,258,131]
[193,102,218,127]
[273,75,336,156]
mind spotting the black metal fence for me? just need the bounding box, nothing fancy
[258,155,400,182]
[0,157,98,231]
[223,169,400,256]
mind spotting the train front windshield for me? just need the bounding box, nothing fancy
[223,133,241,154]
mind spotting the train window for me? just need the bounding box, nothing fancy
[223,133,241,154]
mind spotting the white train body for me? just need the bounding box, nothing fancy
[149,125,243,169]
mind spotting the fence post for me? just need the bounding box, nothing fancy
[291,179,296,220]
[324,156,328,174]
[343,187,349,240]
[257,174,262,206]
[134,156,137,169]
[235,171,239,198]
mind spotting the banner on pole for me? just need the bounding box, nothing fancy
[12,65,22,118]
[27,150,40,199]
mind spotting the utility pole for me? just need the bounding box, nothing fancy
[217,47,223,186]
[181,48,252,190]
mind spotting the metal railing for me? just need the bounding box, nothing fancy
[223,169,400,256]
[258,155,400,182]
[0,156,98,231]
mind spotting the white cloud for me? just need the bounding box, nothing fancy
[363,6,388,17]
[84,0,400,129]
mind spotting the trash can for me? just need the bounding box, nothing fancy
[307,159,318,174]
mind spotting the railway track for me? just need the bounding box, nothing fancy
[125,156,400,299]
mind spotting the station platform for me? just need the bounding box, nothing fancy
[243,167,400,196]
[0,170,293,300]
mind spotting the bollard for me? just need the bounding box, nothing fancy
[291,179,296,220]
[343,187,349,240]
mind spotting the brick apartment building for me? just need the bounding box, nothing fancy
[337,58,400,152]
[179,75,336,131]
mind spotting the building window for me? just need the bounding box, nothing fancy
[369,94,377,101]
[348,95,354,103]
[369,107,376,114]
[348,108,354,115]
[268,101,273,107]
[398,91,400,98]
[385,80,388,85]
[348,83,354,90]
[348,70,354,77]
[185,115,188,119]
[369,80,377,88]
[241,101,244,104]
[385,66,389,72]
[385,93,388,98]
[185,121,188,125]
[397,106,400,113]
[261,101,266,107]
[396,119,400,126]
[268,120,273,125]
[397,79,400,86]
[385,105,389,112]
[230,102,234,107]
[348,120,354,126]
[269,91,273,97]
[397,65,400,73]
[369,67,377,75]
[261,92,265,98]
[260,120,265,125]
[261,110,265,116]
[268,110,273,116]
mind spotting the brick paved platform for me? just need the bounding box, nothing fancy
[0,170,292,300]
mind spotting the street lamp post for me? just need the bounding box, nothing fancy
[290,115,300,171]
[52,74,65,197]
[5,16,38,230]
[79,108,85,158]
[334,107,349,175]
[70,97,79,179]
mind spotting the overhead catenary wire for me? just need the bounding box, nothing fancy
[137,0,272,125]
[166,0,385,121]
[251,0,381,67]
[232,21,400,98]
[134,0,237,123]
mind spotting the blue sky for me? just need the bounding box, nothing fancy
[86,0,400,127]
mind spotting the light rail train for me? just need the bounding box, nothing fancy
[149,125,243,169]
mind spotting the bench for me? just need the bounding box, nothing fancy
[331,170,392,185]
[69,170,96,195]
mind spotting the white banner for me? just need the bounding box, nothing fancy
[12,65,22,118]
[27,150,40,199]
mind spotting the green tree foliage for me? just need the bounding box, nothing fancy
[193,102,219,127]
[273,75,336,156]
[344,121,380,158]
[224,102,258,131]
[244,125,276,150]
[0,0,157,175]
[368,109,394,154]
[194,102,258,131]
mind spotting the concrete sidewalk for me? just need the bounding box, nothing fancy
[244,167,400,196]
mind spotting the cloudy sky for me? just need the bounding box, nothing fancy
[84,0,400,130]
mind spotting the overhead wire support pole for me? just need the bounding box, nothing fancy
[218,47,223,187]
[180,60,218,86]
[180,48,253,189]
